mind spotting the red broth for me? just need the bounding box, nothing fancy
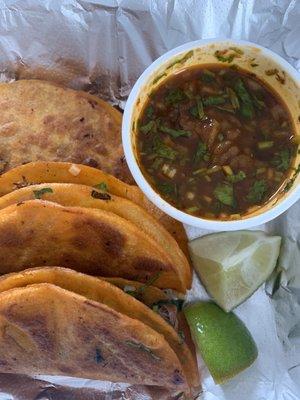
[136,65,297,219]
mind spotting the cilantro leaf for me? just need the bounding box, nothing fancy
[157,182,176,197]
[201,69,215,83]
[226,171,246,183]
[33,187,53,199]
[153,137,177,160]
[272,149,291,171]
[252,93,265,110]
[234,79,254,119]
[140,120,156,134]
[214,184,235,206]
[125,271,162,299]
[194,141,209,163]
[146,106,154,118]
[246,180,267,203]
[160,125,192,138]
[94,182,108,191]
[189,97,205,120]
[165,88,186,105]
[215,50,235,63]
[202,96,226,106]
[226,87,240,109]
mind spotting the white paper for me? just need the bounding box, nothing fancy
[0,1,299,399]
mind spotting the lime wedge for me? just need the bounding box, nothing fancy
[189,231,281,312]
[184,301,258,384]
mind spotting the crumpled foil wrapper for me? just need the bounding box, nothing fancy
[0,1,299,399]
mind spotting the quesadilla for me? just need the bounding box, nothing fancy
[0,283,187,390]
[0,80,132,183]
[0,183,191,286]
[0,267,199,390]
[0,161,190,262]
[0,200,188,292]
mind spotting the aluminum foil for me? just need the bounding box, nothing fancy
[0,0,299,399]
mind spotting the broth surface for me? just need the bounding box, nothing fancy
[136,65,296,219]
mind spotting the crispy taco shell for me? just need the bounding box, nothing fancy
[0,161,190,268]
[0,282,187,390]
[0,183,190,286]
[0,267,199,390]
[0,80,131,183]
[0,200,188,292]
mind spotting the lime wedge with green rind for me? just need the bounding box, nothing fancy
[184,301,258,384]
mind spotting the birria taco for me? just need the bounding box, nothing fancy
[0,182,191,287]
[0,267,199,390]
[0,200,189,292]
[0,161,190,260]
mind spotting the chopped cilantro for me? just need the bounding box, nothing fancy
[226,87,240,109]
[226,171,246,183]
[229,46,244,55]
[33,187,53,199]
[152,73,167,84]
[126,272,162,298]
[165,88,186,105]
[265,69,278,76]
[94,182,108,191]
[146,106,154,118]
[234,78,254,119]
[201,69,215,83]
[157,182,176,197]
[272,149,291,171]
[246,180,267,203]
[166,50,193,70]
[215,50,235,63]
[190,97,205,120]
[213,184,235,207]
[140,120,156,134]
[194,141,209,163]
[160,125,192,138]
[202,96,226,106]
[153,137,177,160]
[252,94,265,110]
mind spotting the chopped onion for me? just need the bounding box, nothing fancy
[68,164,81,176]
[162,164,177,178]
[186,191,195,200]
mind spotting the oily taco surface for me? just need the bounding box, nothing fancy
[0,266,199,390]
[0,80,131,183]
[0,283,187,390]
[0,183,191,286]
[0,161,190,262]
[0,200,188,292]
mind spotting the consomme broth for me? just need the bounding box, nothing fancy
[136,65,297,219]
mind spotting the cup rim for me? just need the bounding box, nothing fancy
[122,38,300,230]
